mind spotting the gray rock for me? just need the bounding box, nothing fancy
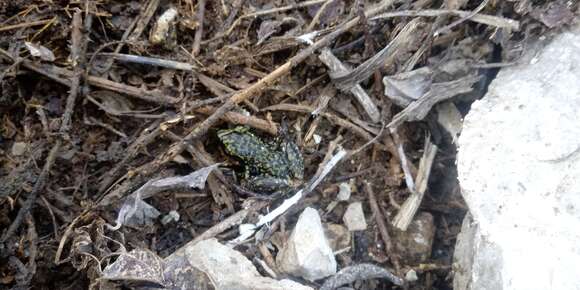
[342,202,367,231]
[185,239,312,290]
[277,207,337,281]
[393,212,435,263]
[456,25,580,290]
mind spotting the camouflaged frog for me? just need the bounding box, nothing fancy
[217,126,304,194]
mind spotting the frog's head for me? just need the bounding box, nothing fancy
[217,126,251,156]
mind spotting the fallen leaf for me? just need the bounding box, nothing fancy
[102,249,166,287]
[108,164,219,230]
[24,42,55,62]
[383,67,433,107]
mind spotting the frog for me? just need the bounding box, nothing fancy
[217,126,304,194]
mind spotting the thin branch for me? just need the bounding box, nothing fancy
[223,0,328,37]
[60,10,85,134]
[365,181,400,273]
[192,0,206,56]
[98,52,198,71]
[0,18,54,32]
[371,8,519,31]
[392,138,438,230]
[434,0,490,36]
[1,140,61,242]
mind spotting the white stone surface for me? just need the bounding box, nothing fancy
[277,207,337,281]
[337,182,351,201]
[453,214,503,290]
[342,202,367,231]
[11,142,26,156]
[185,239,313,290]
[456,25,580,290]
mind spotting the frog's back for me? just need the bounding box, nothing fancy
[219,128,291,178]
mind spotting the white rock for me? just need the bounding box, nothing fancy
[342,202,367,231]
[313,134,322,144]
[185,239,313,290]
[160,210,180,225]
[337,182,351,201]
[11,142,26,156]
[456,25,580,290]
[405,269,418,282]
[453,214,503,290]
[277,207,337,281]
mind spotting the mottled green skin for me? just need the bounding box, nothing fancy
[217,126,304,193]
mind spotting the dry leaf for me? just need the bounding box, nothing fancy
[24,42,55,62]
[383,67,433,107]
[108,164,219,230]
[102,249,166,287]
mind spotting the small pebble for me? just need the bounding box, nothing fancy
[337,182,351,201]
[11,142,26,156]
[313,134,322,144]
[343,202,367,231]
[161,210,180,225]
[405,269,418,282]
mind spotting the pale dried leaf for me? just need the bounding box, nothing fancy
[257,20,281,45]
[531,1,574,28]
[102,249,165,287]
[111,190,161,229]
[24,42,55,62]
[108,164,219,230]
[151,163,218,189]
[383,67,433,107]
[308,0,345,26]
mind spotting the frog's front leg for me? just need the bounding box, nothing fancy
[246,176,291,194]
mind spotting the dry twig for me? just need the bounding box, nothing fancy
[192,0,206,56]
[364,181,400,272]
[0,18,54,33]
[371,8,520,31]
[392,138,438,230]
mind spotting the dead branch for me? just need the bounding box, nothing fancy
[434,0,490,36]
[1,140,61,242]
[60,11,85,135]
[365,181,400,273]
[371,8,520,31]
[192,0,207,56]
[194,105,278,135]
[392,138,438,230]
[0,18,54,33]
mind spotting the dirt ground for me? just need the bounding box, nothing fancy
[0,0,576,289]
